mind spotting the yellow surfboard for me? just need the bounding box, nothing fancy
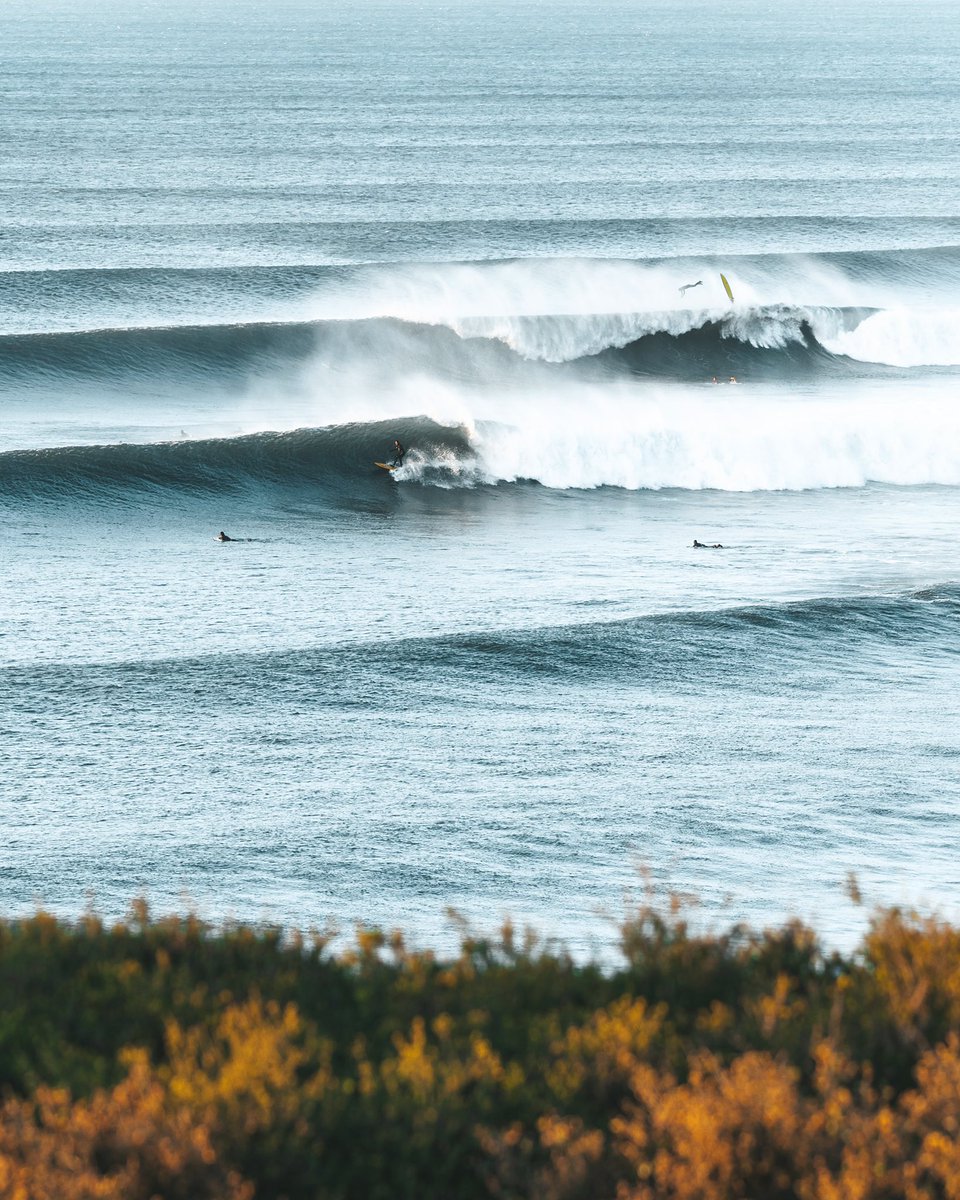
[720,273,734,302]
[374,461,396,471]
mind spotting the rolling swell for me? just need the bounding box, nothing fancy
[0,419,472,504]
[8,586,958,699]
[414,587,960,688]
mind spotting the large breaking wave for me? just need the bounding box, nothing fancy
[4,246,960,501]
[3,302,959,387]
[5,385,960,502]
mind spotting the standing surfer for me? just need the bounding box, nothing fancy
[392,439,405,467]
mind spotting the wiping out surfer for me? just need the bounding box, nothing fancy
[693,539,724,549]
[679,280,703,296]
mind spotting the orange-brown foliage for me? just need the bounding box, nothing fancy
[0,1052,251,1200]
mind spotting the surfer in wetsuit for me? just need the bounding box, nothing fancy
[679,280,703,296]
[693,539,723,549]
[391,440,405,467]
[216,531,233,542]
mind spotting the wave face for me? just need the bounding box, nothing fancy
[0,309,880,388]
[0,420,471,503]
[5,248,960,501]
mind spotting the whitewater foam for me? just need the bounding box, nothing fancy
[824,306,960,367]
[457,382,960,492]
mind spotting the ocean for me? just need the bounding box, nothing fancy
[2,0,959,952]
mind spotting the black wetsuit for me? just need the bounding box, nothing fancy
[392,442,405,467]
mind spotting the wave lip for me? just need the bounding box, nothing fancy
[454,303,864,366]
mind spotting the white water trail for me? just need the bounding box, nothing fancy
[460,382,960,491]
[824,306,960,367]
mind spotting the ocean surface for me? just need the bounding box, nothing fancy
[2,0,959,952]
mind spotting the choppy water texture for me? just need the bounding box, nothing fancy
[2,0,959,951]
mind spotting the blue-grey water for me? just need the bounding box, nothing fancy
[2,0,959,951]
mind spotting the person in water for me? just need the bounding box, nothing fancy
[216,531,233,542]
[679,280,703,296]
[392,439,405,467]
[693,539,723,549]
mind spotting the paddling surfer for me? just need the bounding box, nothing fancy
[693,539,723,549]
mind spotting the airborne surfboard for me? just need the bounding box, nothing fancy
[720,273,734,302]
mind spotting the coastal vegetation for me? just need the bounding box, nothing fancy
[1,896,960,1198]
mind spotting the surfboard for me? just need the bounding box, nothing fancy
[720,273,734,302]
[374,461,396,471]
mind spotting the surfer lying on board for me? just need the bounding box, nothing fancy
[693,539,723,549]
[392,440,405,467]
[216,531,234,542]
[679,280,703,296]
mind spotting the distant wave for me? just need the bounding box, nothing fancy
[5,244,960,374]
[3,304,957,394]
[6,217,960,278]
[0,321,324,384]
[4,243,959,291]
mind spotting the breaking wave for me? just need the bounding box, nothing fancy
[5,381,960,502]
[3,302,957,391]
[5,246,960,501]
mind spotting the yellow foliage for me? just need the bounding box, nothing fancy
[866,911,960,1041]
[547,996,664,1102]
[161,995,331,1133]
[375,1015,517,1110]
[750,972,807,1039]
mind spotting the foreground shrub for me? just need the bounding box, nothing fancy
[1,901,959,1198]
